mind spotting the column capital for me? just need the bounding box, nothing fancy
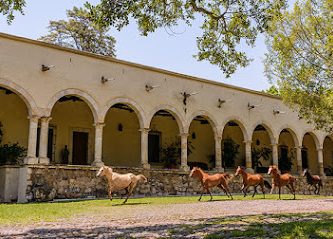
[40,116,52,123]
[94,122,105,128]
[214,135,222,142]
[243,140,252,145]
[139,128,151,133]
[27,115,40,122]
[271,143,279,147]
[179,133,189,137]
[317,147,323,151]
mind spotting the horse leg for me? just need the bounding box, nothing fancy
[313,184,318,195]
[217,184,229,197]
[221,182,233,200]
[123,182,137,204]
[260,182,265,199]
[252,185,258,198]
[198,186,205,201]
[270,184,275,194]
[278,186,281,200]
[108,188,113,201]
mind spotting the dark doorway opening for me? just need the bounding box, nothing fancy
[72,131,88,165]
[148,132,161,163]
[302,148,308,169]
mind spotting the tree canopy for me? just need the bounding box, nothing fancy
[38,7,116,57]
[265,0,333,131]
[0,0,25,23]
[86,0,287,77]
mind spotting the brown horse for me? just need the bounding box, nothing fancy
[189,167,233,201]
[303,169,323,195]
[235,166,271,198]
[96,166,147,203]
[267,165,296,200]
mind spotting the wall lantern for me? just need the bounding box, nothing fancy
[248,103,259,110]
[145,84,160,92]
[101,76,115,84]
[181,91,198,105]
[273,109,286,115]
[41,64,55,72]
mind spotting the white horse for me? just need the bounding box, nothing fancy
[96,166,147,203]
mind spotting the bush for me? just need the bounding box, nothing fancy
[0,122,27,165]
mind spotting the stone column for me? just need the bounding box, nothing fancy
[38,117,52,164]
[92,123,105,167]
[296,146,303,175]
[271,143,279,166]
[139,128,150,169]
[180,133,190,171]
[24,115,39,164]
[214,136,223,171]
[317,147,325,176]
[244,140,252,170]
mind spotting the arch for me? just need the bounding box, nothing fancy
[101,97,146,129]
[249,121,276,144]
[221,116,249,141]
[277,126,300,147]
[0,78,38,116]
[46,88,99,123]
[301,131,320,149]
[148,105,184,133]
[186,110,219,136]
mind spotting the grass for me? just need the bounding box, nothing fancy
[203,212,333,239]
[0,194,332,225]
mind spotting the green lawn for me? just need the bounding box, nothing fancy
[204,212,333,239]
[0,194,331,225]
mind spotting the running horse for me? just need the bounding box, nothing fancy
[96,166,147,203]
[267,165,296,200]
[189,167,233,201]
[303,168,323,195]
[235,166,271,198]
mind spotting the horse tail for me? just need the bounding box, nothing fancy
[136,174,148,183]
[264,180,272,189]
[223,173,233,182]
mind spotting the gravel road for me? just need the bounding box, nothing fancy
[1,198,333,238]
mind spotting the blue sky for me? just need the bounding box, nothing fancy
[0,0,270,91]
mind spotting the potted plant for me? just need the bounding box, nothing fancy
[222,137,240,168]
[251,146,272,173]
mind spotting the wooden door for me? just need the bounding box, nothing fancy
[72,131,88,165]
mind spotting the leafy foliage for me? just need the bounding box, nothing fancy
[0,122,26,165]
[86,0,287,77]
[38,7,116,57]
[264,85,280,96]
[251,146,272,169]
[160,138,194,168]
[265,0,333,131]
[0,0,25,24]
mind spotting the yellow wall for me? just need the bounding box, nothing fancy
[222,124,245,168]
[302,134,319,174]
[50,100,94,164]
[323,137,333,169]
[0,90,29,148]
[103,107,141,167]
[188,119,214,168]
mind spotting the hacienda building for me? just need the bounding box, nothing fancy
[0,33,333,203]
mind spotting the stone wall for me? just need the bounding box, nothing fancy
[20,165,333,202]
[0,166,20,202]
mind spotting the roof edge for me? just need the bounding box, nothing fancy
[0,32,280,100]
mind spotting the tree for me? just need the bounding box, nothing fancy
[38,7,116,57]
[265,0,333,131]
[85,0,287,77]
[264,85,280,96]
[0,0,25,24]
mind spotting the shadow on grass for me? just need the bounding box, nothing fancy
[2,212,332,239]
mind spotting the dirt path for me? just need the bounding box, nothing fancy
[1,198,333,238]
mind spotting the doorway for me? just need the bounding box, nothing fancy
[72,131,88,165]
[148,132,161,163]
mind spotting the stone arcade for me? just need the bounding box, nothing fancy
[0,33,332,202]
